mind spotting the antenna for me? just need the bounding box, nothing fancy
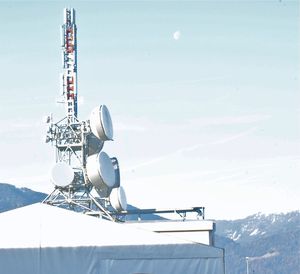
[61,8,78,124]
[43,8,127,221]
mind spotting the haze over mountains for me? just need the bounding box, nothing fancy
[0,183,299,274]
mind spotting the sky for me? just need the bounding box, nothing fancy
[0,0,299,220]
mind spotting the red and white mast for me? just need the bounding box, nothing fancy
[61,8,78,123]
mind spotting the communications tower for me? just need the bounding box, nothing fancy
[43,8,205,223]
[43,8,127,221]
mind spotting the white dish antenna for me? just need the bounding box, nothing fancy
[50,162,74,187]
[90,105,113,141]
[86,151,116,197]
[110,186,127,211]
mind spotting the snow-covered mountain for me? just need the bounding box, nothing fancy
[216,211,300,242]
[215,211,300,274]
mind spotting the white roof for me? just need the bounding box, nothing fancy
[0,203,220,257]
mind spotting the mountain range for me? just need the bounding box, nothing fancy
[0,183,299,273]
[215,211,300,274]
[0,183,47,212]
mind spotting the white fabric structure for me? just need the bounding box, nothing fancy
[0,204,225,274]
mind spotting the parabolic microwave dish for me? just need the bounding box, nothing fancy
[110,186,127,211]
[90,105,113,141]
[86,151,116,197]
[51,162,75,187]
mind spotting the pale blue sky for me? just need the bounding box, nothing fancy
[0,1,299,219]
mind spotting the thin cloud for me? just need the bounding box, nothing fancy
[123,127,258,172]
[176,126,258,153]
[185,114,271,128]
[0,119,43,133]
[114,122,147,132]
[116,113,270,136]
[210,127,258,145]
[129,76,229,89]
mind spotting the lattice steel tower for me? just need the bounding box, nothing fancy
[43,8,127,221]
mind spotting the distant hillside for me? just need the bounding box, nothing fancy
[215,211,300,274]
[216,211,300,242]
[0,183,47,212]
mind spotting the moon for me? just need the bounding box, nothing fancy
[173,30,181,41]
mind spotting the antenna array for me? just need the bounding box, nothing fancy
[43,8,127,221]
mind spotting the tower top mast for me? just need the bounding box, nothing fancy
[61,7,78,123]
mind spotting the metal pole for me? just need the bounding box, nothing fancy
[246,257,249,274]
[62,7,78,124]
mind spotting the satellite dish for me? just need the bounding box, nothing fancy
[50,162,74,187]
[90,105,113,141]
[111,157,120,188]
[110,186,127,211]
[86,133,104,156]
[86,151,116,197]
